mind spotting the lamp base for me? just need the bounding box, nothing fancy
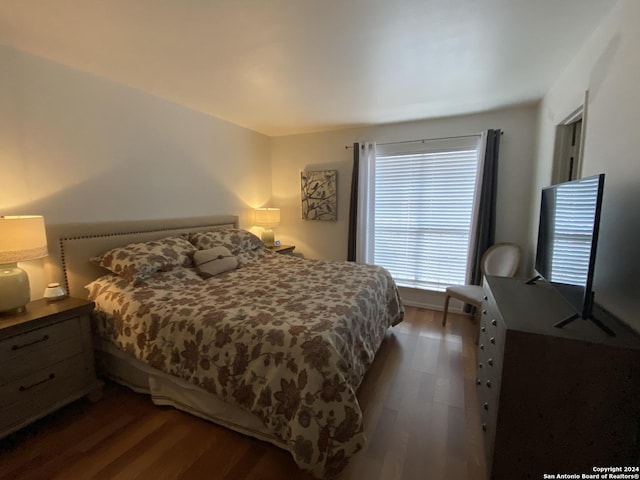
[261,228,275,248]
[0,263,31,313]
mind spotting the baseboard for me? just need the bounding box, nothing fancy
[397,286,467,313]
[400,298,466,314]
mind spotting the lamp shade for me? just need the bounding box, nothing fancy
[254,208,280,228]
[0,216,48,263]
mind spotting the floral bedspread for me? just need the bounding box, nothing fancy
[87,249,404,478]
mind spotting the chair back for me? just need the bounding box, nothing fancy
[481,242,521,277]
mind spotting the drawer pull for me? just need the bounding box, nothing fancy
[490,337,496,345]
[491,319,497,326]
[483,402,489,411]
[19,373,56,391]
[488,358,494,366]
[482,423,487,432]
[486,380,492,388]
[481,326,486,332]
[476,379,481,386]
[482,309,487,315]
[483,296,488,301]
[479,344,485,350]
[478,363,483,368]
[12,334,50,351]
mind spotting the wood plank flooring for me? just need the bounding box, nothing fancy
[0,307,487,480]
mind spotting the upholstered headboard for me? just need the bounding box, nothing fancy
[44,215,239,299]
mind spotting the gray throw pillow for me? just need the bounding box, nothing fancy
[193,246,238,278]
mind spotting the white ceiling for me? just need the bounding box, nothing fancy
[0,1,617,136]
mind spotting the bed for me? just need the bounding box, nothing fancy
[45,215,404,478]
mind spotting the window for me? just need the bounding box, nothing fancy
[372,136,481,291]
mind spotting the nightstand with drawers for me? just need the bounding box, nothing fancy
[0,297,103,438]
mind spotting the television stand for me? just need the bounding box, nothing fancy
[524,277,615,336]
[553,312,616,337]
[478,276,640,479]
[524,274,541,285]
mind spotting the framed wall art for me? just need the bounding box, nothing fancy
[301,170,337,221]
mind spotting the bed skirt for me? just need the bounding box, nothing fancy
[95,340,288,449]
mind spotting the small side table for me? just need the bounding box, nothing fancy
[270,244,296,255]
[0,297,103,439]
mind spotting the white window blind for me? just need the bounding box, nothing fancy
[549,176,599,285]
[373,137,481,292]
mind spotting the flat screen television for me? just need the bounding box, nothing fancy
[529,173,614,336]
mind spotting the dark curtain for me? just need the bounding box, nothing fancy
[469,129,501,285]
[347,142,360,261]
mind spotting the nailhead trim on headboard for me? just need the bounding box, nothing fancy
[53,221,236,297]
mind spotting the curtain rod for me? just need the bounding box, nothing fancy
[344,131,501,149]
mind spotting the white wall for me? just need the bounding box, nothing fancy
[271,104,538,309]
[1,46,272,299]
[531,0,640,330]
[10,2,634,320]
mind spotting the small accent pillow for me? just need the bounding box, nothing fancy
[189,229,263,254]
[91,236,196,284]
[193,246,238,278]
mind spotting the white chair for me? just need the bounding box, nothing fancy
[442,243,521,327]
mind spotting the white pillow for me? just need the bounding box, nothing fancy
[193,246,238,278]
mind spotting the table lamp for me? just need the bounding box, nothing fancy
[254,208,280,247]
[0,216,48,313]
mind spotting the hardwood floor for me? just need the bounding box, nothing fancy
[0,307,487,480]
